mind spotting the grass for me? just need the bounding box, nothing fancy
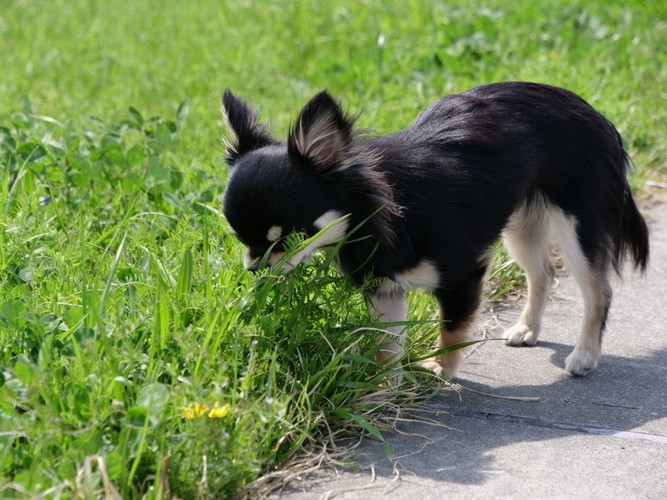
[1,0,665,497]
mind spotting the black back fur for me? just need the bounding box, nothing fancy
[222,82,649,287]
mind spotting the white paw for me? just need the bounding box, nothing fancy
[504,323,539,346]
[417,358,447,378]
[417,349,464,380]
[565,348,599,376]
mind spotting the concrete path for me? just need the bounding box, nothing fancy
[277,199,667,499]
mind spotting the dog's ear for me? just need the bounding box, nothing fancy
[222,89,275,164]
[288,91,354,171]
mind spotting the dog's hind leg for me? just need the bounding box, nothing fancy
[503,202,555,346]
[552,211,612,376]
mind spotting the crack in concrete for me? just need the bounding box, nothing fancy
[432,404,667,445]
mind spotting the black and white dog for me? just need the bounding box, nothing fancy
[221,82,649,378]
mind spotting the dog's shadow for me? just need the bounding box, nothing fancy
[342,341,667,487]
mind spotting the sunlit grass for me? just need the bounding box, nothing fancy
[1,0,665,496]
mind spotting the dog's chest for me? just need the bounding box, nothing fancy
[373,259,440,295]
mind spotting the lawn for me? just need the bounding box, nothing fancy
[1,0,665,497]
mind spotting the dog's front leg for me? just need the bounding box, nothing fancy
[365,288,407,364]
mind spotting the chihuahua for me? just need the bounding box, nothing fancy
[221,82,648,378]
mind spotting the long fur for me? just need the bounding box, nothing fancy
[221,82,649,377]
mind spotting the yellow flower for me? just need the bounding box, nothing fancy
[208,402,230,419]
[180,402,230,420]
[181,402,209,419]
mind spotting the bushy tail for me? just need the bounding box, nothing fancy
[616,155,649,273]
[619,190,649,272]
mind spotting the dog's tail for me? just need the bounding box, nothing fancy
[616,153,649,273]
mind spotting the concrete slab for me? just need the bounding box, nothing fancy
[275,201,667,499]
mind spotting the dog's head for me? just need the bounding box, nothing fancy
[222,90,358,271]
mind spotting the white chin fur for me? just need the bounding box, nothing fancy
[243,248,253,269]
[243,210,348,272]
[285,210,348,269]
[244,250,286,270]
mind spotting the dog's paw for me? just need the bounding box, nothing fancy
[565,348,599,376]
[417,358,447,377]
[417,352,463,380]
[504,323,539,346]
